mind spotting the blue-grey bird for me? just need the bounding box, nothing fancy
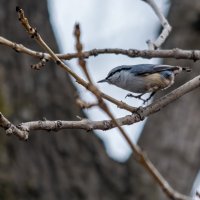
[98,64,190,103]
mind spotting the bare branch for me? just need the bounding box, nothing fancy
[74,23,93,83]
[60,48,200,61]
[144,0,172,49]
[2,36,200,62]
[2,74,199,134]
[0,112,28,140]
[0,36,45,58]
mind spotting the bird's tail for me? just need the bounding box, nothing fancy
[97,79,108,83]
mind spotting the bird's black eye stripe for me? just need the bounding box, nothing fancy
[107,67,131,79]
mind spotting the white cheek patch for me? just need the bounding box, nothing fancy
[108,72,120,82]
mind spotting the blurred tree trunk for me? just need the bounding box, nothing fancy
[0,1,158,200]
[139,0,200,199]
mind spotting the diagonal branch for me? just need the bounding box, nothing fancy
[2,74,199,134]
[144,0,172,49]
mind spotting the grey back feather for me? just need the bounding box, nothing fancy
[106,64,180,79]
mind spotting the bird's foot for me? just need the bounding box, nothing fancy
[125,93,155,105]
[125,93,143,99]
[125,93,146,104]
[141,97,151,105]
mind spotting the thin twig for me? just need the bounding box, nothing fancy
[76,98,98,109]
[74,23,93,83]
[31,57,49,70]
[144,0,172,49]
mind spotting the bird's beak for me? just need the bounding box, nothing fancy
[97,79,108,83]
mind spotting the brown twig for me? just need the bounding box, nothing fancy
[74,23,93,83]
[31,57,49,70]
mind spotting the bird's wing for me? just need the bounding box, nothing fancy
[106,64,179,79]
[130,64,179,76]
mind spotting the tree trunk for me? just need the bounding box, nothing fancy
[0,1,157,199]
[139,0,200,198]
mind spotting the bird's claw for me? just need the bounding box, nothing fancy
[141,98,149,105]
[125,93,136,98]
[125,93,151,105]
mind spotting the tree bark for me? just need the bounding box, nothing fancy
[0,1,157,199]
[139,0,200,198]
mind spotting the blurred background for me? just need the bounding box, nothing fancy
[0,0,199,199]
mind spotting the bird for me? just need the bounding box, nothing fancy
[98,64,190,104]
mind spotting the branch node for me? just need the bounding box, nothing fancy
[56,120,63,129]
[5,126,13,136]
[134,107,145,121]
[191,50,198,62]
[56,60,61,65]
[92,49,98,57]
[31,58,48,70]
[103,120,112,130]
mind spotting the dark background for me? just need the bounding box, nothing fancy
[0,0,199,199]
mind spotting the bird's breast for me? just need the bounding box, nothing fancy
[118,72,174,93]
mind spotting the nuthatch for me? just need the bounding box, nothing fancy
[98,64,190,103]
